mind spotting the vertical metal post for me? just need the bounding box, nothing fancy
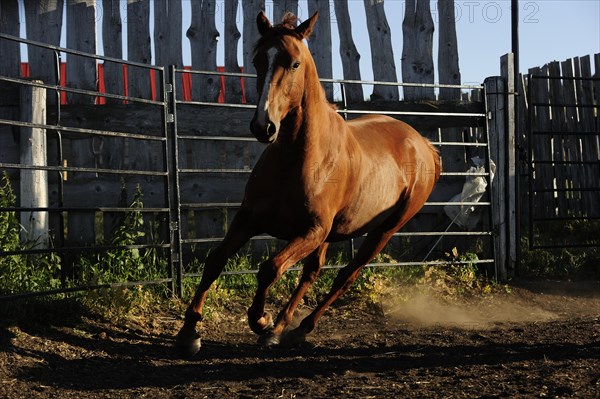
[483,78,501,281]
[527,75,535,250]
[511,0,521,274]
[340,81,348,121]
[53,50,67,288]
[165,65,184,297]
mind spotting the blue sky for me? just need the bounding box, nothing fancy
[201,0,600,85]
[17,0,600,87]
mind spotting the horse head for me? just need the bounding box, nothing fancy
[249,11,319,143]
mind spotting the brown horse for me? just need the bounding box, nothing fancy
[175,11,441,357]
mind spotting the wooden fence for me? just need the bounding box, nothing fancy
[0,0,459,102]
[517,54,600,247]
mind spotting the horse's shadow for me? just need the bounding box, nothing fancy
[3,306,598,393]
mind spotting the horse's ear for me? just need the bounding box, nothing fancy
[257,11,272,36]
[295,11,319,39]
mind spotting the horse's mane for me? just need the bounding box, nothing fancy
[253,13,304,53]
[279,12,298,29]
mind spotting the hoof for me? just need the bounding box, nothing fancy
[249,312,274,335]
[175,329,202,359]
[257,331,281,347]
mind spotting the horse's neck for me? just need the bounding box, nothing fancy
[298,73,343,155]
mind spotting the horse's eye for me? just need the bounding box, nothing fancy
[292,61,301,70]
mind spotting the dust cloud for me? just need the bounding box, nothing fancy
[382,291,560,330]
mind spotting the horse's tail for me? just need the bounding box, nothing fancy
[429,142,442,184]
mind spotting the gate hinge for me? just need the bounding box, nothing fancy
[170,221,179,231]
[165,83,173,93]
[166,114,175,123]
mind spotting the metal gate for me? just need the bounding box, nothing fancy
[1,34,503,301]
[168,67,501,295]
[527,73,600,249]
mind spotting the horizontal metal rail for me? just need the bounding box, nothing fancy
[0,118,167,142]
[532,187,600,193]
[0,162,167,177]
[180,201,491,210]
[182,230,492,245]
[530,101,598,109]
[0,75,165,106]
[0,206,169,213]
[184,258,496,278]
[532,160,600,165]
[530,242,600,250]
[0,277,173,302]
[532,215,600,222]
[530,74,599,82]
[0,33,164,71]
[0,243,171,257]
[532,130,600,136]
[177,168,490,177]
[176,134,488,147]
[173,67,484,90]
[174,99,486,118]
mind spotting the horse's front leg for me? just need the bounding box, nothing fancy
[175,210,254,358]
[260,243,329,346]
[247,228,327,340]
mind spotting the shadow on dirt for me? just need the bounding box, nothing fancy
[6,318,600,392]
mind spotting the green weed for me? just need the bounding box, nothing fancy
[0,172,61,295]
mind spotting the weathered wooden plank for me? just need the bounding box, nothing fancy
[516,73,529,227]
[500,53,516,276]
[126,0,152,99]
[19,82,48,247]
[101,0,124,102]
[363,0,398,101]
[594,54,600,210]
[485,77,507,280]
[0,105,19,167]
[66,0,98,244]
[242,0,265,104]
[333,0,363,103]
[307,0,333,100]
[99,0,125,220]
[23,0,64,96]
[0,85,21,185]
[0,0,20,77]
[188,0,220,102]
[437,0,460,100]
[561,58,583,215]
[547,61,569,217]
[66,0,97,104]
[529,66,554,219]
[154,0,183,99]
[577,55,600,212]
[224,0,243,103]
[401,0,434,100]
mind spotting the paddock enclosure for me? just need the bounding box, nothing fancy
[0,1,598,301]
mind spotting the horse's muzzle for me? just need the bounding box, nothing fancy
[250,116,279,143]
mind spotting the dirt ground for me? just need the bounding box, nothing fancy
[1,279,599,399]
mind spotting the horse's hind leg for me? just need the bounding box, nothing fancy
[175,210,254,358]
[283,229,395,346]
[260,243,329,346]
